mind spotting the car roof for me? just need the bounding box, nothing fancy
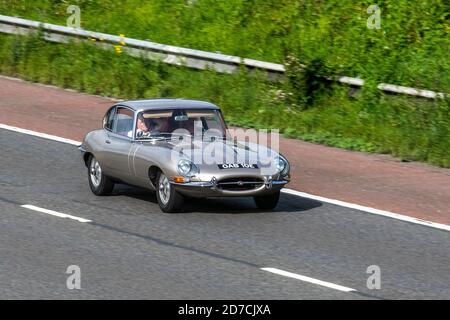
[115,99,220,112]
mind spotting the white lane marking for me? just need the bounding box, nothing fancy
[261,267,356,293]
[1,123,449,232]
[282,189,450,232]
[0,124,82,146]
[21,205,92,223]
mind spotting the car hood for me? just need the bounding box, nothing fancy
[159,138,277,161]
[141,138,281,175]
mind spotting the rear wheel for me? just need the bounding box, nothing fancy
[156,171,184,213]
[88,155,114,196]
[254,191,280,210]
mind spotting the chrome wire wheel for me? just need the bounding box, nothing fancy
[158,173,171,205]
[90,158,102,188]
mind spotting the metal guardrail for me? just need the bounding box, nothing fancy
[0,15,447,99]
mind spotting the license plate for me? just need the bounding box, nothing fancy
[218,164,259,169]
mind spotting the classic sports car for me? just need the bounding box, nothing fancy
[79,99,290,212]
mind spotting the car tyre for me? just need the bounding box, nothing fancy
[254,191,280,210]
[156,171,184,213]
[88,155,114,196]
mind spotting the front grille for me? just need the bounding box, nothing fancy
[217,177,264,191]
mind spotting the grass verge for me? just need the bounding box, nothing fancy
[0,33,449,167]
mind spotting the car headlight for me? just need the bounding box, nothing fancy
[177,159,198,176]
[274,156,288,174]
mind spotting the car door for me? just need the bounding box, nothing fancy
[94,105,116,175]
[102,106,135,182]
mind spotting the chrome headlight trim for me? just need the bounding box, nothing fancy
[177,159,199,177]
[275,155,289,175]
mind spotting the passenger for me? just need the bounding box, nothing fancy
[151,118,169,134]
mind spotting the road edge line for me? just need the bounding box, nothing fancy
[1,123,449,232]
[282,188,450,232]
[0,123,81,146]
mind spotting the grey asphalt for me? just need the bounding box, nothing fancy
[0,129,449,299]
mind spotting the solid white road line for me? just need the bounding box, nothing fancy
[261,267,356,293]
[1,123,449,232]
[0,124,81,146]
[282,188,450,232]
[21,205,92,223]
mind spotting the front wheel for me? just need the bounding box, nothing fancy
[88,155,114,196]
[254,191,280,210]
[156,171,184,213]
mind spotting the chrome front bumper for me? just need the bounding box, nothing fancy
[170,176,289,197]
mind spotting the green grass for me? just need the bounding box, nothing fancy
[1,0,449,92]
[0,1,449,167]
[1,33,449,167]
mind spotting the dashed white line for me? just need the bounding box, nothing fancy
[1,123,449,232]
[261,267,356,293]
[281,189,450,232]
[21,205,92,223]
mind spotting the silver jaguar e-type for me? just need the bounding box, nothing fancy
[79,99,290,212]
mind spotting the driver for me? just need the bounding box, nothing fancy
[127,113,150,138]
[129,113,167,138]
[136,114,150,137]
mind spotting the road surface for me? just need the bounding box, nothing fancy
[1,129,449,299]
[1,76,449,224]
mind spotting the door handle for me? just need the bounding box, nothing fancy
[105,139,111,144]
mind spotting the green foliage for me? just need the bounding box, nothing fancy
[0,0,449,167]
[1,0,448,91]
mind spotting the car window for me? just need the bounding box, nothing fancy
[113,107,134,138]
[203,113,224,132]
[136,109,226,138]
[103,107,116,131]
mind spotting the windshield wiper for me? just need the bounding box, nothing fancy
[137,132,188,141]
[137,132,228,142]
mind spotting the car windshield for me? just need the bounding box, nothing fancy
[135,109,227,140]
